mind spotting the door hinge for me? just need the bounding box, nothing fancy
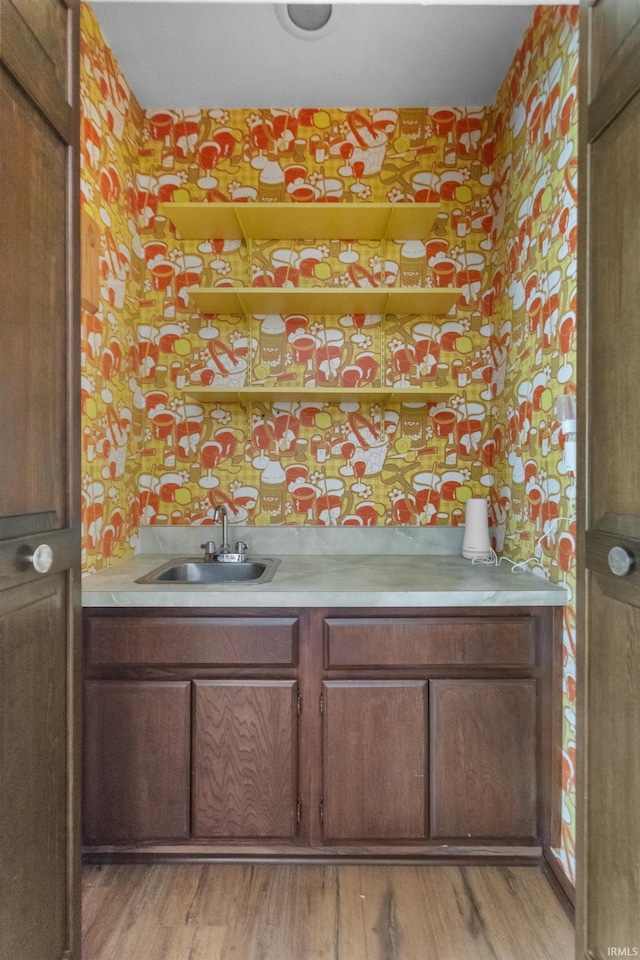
[297,689,302,716]
[297,796,302,824]
[319,691,324,715]
[319,795,324,823]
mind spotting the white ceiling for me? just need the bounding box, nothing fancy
[90,2,538,108]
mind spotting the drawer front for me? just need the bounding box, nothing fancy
[325,617,535,669]
[86,616,298,667]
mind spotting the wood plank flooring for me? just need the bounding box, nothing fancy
[82,863,574,960]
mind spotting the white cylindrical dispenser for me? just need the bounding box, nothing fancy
[461,497,492,560]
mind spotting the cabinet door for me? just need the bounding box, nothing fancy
[430,679,537,840]
[83,680,191,843]
[322,680,427,842]
[192,680,297,840]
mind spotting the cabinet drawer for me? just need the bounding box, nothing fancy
[324,617,535,669]
[86,616,298,667]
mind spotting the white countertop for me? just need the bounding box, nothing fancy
[82,552,568,609]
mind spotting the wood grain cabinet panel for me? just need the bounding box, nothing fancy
[429,679,537,840]
[86,616,298,667]
[324,617,535,669]
[83,680,191,843]
[322,680,427,842]
[192,680,298,840]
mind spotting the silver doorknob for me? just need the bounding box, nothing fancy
[29,544,54,574]
[608,546,634,577]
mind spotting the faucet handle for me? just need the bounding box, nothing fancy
[235,540,248,559]
[201,540,216,555]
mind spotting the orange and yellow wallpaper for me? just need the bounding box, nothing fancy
[80,5,145,567]
[490,4,578,883]
[131,103,498,531]
[79,2,578,881]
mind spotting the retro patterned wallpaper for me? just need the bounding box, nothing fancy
[79,2,577,881]
[130,104,497,533]
[490,5,578,883]
[80,3,145,567]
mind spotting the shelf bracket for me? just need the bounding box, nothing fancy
[235,289,252,317]
[233,208,252,246]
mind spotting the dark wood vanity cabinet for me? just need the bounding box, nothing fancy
[83,613,300,846]
[82,606,561,858]
[319,615,545,846]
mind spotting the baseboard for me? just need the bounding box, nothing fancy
[541,846,575,923]
[83,841,555,872]
[83,850,542,868]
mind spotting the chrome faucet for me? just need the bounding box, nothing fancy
[202,508,248,563]
[213,505,230,554]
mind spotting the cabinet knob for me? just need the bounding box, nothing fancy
[608,546,635,577]
[29,543,54,574]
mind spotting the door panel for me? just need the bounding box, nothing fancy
[0,0,80,957]
[0,67,69,525]
[430,679,537,840]
[591,0,640,100]
[11,0,70,92]
[585,579,640,953]
[578,2,640,956]
[192,680,298,840]
[0,577,69,960]
[589,92,640,523]
[0,0,73,141]
[322,680,427,842]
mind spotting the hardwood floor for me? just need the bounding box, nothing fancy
[82,863,573,960]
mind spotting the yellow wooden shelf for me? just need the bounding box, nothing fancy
[159,201,441,241]
[184,385,453,404]
[188,286,461,317]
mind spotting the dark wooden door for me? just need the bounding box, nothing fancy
[577,2,640,956]
[0,2,80,959]
[192,680,298,839]
[429,679,537,840]
[321,680,427,842]
[83,680,191,843]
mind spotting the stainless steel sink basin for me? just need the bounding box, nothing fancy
[135,557,280,585]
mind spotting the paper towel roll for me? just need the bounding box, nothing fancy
[462,497,492,560]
